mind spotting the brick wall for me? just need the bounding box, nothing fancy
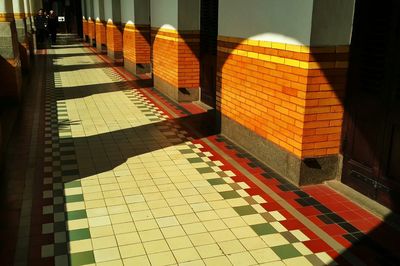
[106,22,123,53]
[87,19,95,40]
[151,28,199,88]
[217,36,349,158]
[95,20,106,46]
[123,24,151,64]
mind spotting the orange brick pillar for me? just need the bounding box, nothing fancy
[87,18,96,46]
[123,24,151,75]
[216,1,355,185]
[106,21,123,62]
[82,17,88,41]
[95,19,106,53]
[150,0,200,102]
[152,28,200,102]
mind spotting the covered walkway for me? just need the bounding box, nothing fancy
[1,35,399,266]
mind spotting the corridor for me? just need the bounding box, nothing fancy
[0,36,399,266]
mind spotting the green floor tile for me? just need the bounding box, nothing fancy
[64,180,81,188]
[68,228,91,241]
[219,190,241,199]
[271,244,302,260]
[233,205,258,216]
[188,158,205,163]
[207,178,226,185]
[65,194,84,203]
[67,210,87,220]
[250,223,278,236]
[70,251,95,266]
[180,149,195,154]
[197,167,215,174]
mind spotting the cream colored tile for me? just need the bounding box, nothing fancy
[223,217,247,228]
[88,216,111,227]
[231,226,258,239]
[86,207,108,218]
[123,255,151,266]
[261,233,289,247]
[110,213,132,224]
[119,243,146,258]
[116,232,141,245]
[239,237,268,250]
[67,218,89,230]
[196,243,224,259]
[176,213,200,225]
[96,259,123,266]
[85,199,106,209]
[68,239,93,253]
[203,219,228,232]
[182,223,207,235]
[148,251,176,266]
[94,247,121,263]
[92,235,117,249]
[250,248,281,263]
[218,240,246,254]
[143,239,170,254]
[166,236,193,250]
[152,207,174,218]
[139,228,164,242]
[130,210,153,221]
[134,219,158,231]
[112,222,136,234]
[210,229,236,242]
[203,256,232,266]
[90,225,114,238]
[172,247,201,263]
[227,251,256,265]
[156,216,179,228]
[107,204,129,215]
[161,225,187,238]
[189,232,215,246]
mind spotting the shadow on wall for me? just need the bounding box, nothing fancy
[146,1,400,265]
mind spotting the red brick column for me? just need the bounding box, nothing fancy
[82,18,88,41]
[217,36,348,158]
[152,28,200,102]
[123,24,151,74]
[87,19,96,46]
[95,20,106,53]
[106,22,123,62]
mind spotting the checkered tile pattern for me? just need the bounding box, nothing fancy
[38,42,338,266]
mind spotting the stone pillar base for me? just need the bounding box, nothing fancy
[107,49,123,63]
[96,42,107,54]
[220,114,340,186]
[124,58,150,75]
[154,75,199,103]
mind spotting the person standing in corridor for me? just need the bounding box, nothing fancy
[47,10,58,45]
[34,9,47,48]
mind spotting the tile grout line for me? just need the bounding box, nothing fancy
[13,53,47,266]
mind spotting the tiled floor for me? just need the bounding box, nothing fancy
[2,36,400,266]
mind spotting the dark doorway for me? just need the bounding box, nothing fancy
[42,0,82,36]
[199,0,219,107]
[342,0,400,211]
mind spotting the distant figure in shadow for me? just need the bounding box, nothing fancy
[34,9,47,48]
[47,10,58,45]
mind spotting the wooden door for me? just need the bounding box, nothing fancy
[342,0,400,210]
